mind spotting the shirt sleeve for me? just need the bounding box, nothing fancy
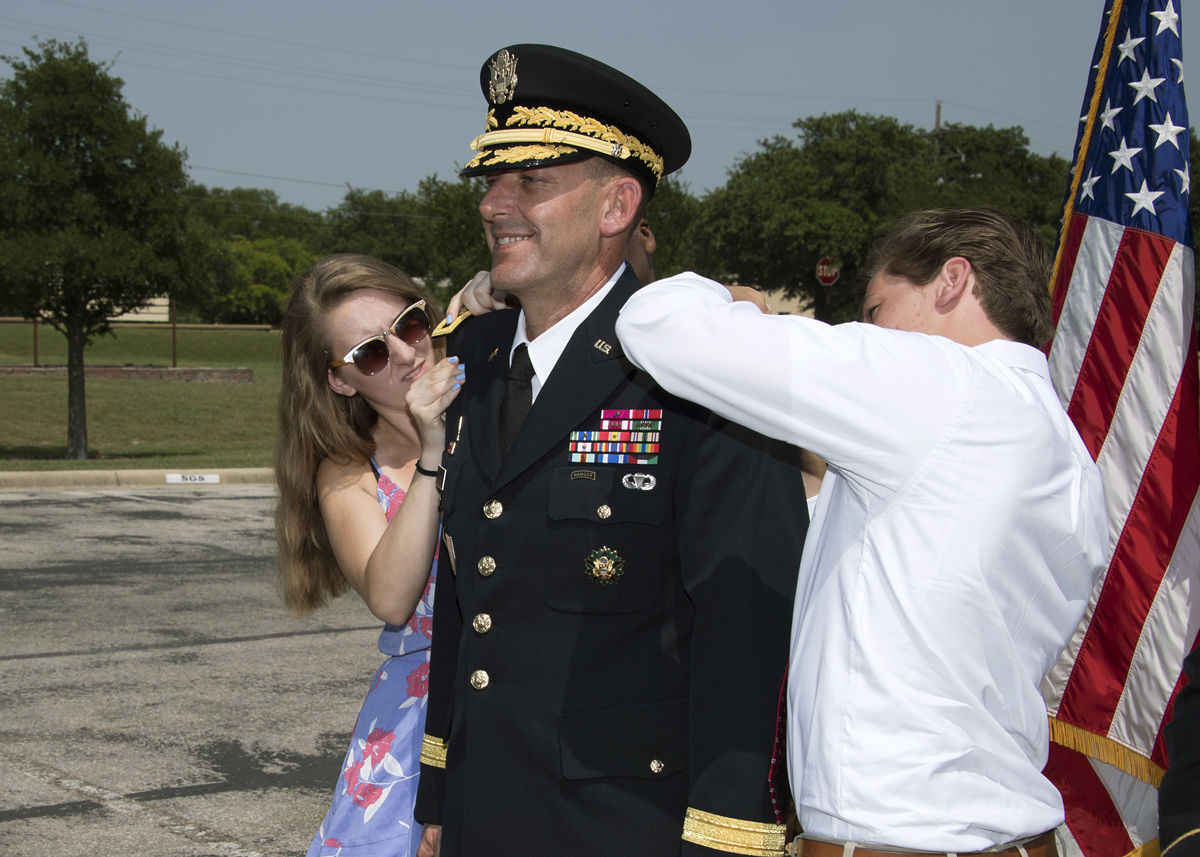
[616,272,970,496]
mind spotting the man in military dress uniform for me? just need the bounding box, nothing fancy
[414,44,808,857]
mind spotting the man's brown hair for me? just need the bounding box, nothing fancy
[862,208,1053,346]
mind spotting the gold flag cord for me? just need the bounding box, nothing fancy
[1048,0,1126,299]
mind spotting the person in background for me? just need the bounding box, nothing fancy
[275,254,462,857]
[414,44,807,857]
[615,208,1107,857]
[1160,645,1200,857]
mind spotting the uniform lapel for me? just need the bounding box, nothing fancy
[464,312,519,485]
[493,269,640,491]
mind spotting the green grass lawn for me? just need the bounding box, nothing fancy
[0,321,282,470]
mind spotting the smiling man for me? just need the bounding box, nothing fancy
[412,45,808,857]
[615,208,1108,857]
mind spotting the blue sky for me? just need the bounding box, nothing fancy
[1,0,1194,211]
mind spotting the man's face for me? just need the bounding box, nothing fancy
[861,270,938,334]
[479,161,607,297]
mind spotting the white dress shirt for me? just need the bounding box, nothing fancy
[615,273,1107,850]
[509,267,618,402]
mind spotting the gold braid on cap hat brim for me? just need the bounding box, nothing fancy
[467,105,664,183]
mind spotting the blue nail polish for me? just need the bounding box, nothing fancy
[452,382,461,391]
[449,355,459,365]
[456,372,466,381]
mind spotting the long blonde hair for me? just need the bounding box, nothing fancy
[274,254,439,615]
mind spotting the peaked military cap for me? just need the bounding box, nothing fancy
[461,44,691,191]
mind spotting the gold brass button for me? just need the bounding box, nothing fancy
[483,499,503,519]
[649,759,665,774]
[477,555,497,577]
[472,613,493,634]
[470,669,490,690]
[597,504,612,519]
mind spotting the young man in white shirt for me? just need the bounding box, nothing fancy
[608,208,1107,856]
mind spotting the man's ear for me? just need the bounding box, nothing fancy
[328,368,359,398]
[637,218,657,256]
[599,176,642,238]
[934,256,974,311]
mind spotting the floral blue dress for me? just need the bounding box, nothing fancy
[306,463,437,857]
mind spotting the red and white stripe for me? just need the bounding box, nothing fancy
[1045,210,1200,854]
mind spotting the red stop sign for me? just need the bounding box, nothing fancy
[816,257,840,286]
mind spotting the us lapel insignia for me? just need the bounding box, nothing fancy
[585,546,624,584]
[568,409,663,464]
[593,338,612,355]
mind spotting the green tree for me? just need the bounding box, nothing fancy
[326,177,489,308]
[701,112,934,322]
[188,184,327,246]
[702,111,1071,323]
[216,236,317,325]
[171,213,241,323]
[408,175,490,306]
[645,175,703,280]
[0,39,193,458]
[326,187,426,269]
[927,123,1070,246]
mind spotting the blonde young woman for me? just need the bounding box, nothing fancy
[275,254,462,857]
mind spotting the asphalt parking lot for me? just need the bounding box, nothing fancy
[0,479,387,857]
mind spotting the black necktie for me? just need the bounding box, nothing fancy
[498,344,534,456]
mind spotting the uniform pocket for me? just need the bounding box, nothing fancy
[548,465,669,526]
[559,698,688,780]
[545,466,671,614]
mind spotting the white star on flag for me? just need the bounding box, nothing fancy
[1108,136,1142,173]
[1151,0,1180,37]
[1125,179,1164,217]
[1100,98,1123,130]
[1079,171,1101,201]
[1117,29,1145,64]
[1129,68,1166,103]
[1149,111,1186,148]
[1172,57,1184,83]
[1175,160,1190,193]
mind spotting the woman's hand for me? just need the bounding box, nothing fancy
[406,356,465,460]
[445,270,510,322]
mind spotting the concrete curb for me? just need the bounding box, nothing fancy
[0,467,274,491]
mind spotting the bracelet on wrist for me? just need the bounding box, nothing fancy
[414,460,440,478]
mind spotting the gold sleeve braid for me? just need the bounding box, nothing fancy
[1162,828,1200,857]
[419,733,447,769]
[681,808,787,856]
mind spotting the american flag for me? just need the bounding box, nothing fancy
[1043,0,1199,854]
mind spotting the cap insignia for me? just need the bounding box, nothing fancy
[488,49,519,105]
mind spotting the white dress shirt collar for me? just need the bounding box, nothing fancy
[510,264,623,402]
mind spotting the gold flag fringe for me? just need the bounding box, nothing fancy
[1048,717,1165,787]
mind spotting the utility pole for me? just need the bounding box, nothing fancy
[934,100,942,162]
